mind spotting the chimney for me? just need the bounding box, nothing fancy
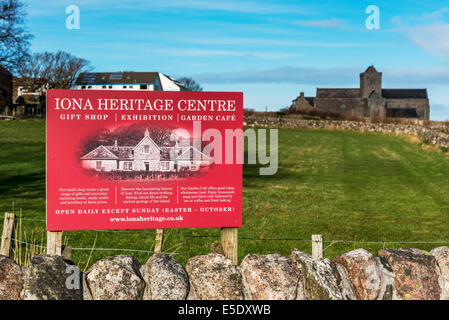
[300,92,305,98]
[113,140,118,151]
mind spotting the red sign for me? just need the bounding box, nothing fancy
[46,89,243,231]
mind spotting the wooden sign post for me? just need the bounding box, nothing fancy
[154,229,164,253]
[0,213,16,257]
[47,231,63,255]
[221,227,238,265]
[312,234,324,259]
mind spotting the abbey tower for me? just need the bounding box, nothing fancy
[360,65,382,99]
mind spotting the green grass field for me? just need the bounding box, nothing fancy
[1,119,449,269]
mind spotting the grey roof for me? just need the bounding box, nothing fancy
[75,72,159,85]
[163,74,187,90]
[104,146,134,160]
[291,95,315,106]
[382,89,428,99]
[176,147,210,161]
[316,88,360,99]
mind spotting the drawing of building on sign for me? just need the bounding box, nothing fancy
[80,128,211,176]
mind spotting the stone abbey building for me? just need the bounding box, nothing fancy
[290,66,430,120]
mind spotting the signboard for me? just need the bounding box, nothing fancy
[46,89,243,231]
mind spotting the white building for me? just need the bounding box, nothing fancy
[13,77,49,102]
[81,129,211,173]
[74,72,186,91]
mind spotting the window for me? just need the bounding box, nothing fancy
[123,85,127,89]
[82,73,96,82]
[102,85,106,89]
[81,86,86,89]
[144,145,150,153]
[88,85,92,89]
[108,85,112,89]
[96,161,102,170]
[110,72,123,80]
[140,84,148,90]
[124,162,133,170]
[161,162,170,171]
[129,85,133,89]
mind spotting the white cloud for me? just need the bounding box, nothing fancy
[406,24,449,59]
[184,37,381,48]
[163,49,299,59]
[421,7,449,20]
[391,7,449,60]
[191,65,449,86]
[25,0,314,15]
[157,0,314,14]
[193,66,359,85]
[292,18,345,29]
[391,7,449,25]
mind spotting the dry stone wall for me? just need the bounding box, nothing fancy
[244,115,449,149]
[2,247,449,300]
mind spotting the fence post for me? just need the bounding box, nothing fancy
[62,245,72,260]
[221,227,238,265]
[47,231,63,255]
[154,229,164,253]
[0,213,16,257]
[312,234,324,259]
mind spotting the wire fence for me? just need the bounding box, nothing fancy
[4,214,449,257]
[12,238,189,255]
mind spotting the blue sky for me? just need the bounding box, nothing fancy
[23,0,449,120]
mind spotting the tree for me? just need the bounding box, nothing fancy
[0,0,32,72]
[18,51,92,91]
[177,77,203,91]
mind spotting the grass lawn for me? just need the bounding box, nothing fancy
[1,119,449,269]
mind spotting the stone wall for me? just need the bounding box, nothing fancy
[244,114,449,149]
[2,246,449,300]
